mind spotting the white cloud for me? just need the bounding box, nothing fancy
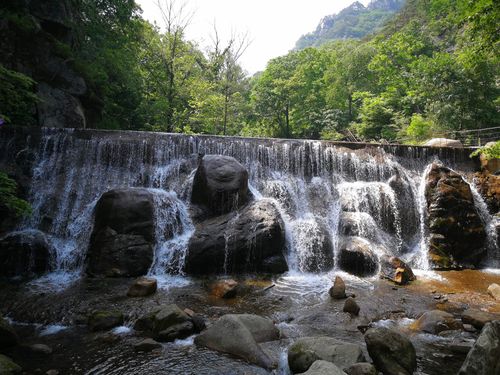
[137,0,370,75]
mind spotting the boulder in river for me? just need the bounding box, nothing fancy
[329,276,347,299]
[151,304,195,342]
[343,297,360,316]
[461,309,500,330]
[458,320,500,375]
[364,327,416,375]
[185,199,287,275]
[344,362,377,375]
[424,164,486,269]
[293,219,334,273]
[88,311,124,332]
[487,283,500,301]
[412,310,463,334]
[134,338,162,352]
[288,337,365,373]
[195,314,279,369]
[297,360,347,375]
[338,237,378,277]
[127,277,157,297]
[87,188,156,277]
[191,155,250,216]
[210,279,240,299]
[380,256,415,285]
[0,230,52,278]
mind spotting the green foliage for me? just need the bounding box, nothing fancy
[0,172,31,218]
[0,65,38,125]
[470,141,500,160]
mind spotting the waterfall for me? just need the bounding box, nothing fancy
[0,127,485,288]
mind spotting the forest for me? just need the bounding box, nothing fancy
[0,0,498,144]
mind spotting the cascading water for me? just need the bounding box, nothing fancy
[0,127,490,290]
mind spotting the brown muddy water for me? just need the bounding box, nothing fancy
[1,270,499,375]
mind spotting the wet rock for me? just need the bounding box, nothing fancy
[288,337,365,373]
[262,255,289,274]
[134,338,162,352]
[329,276,347,299]
[297,360,346,375]
[364,327,416,375]
[88,311,124,332]
[191,155,249,216]
[195,314,278,369]
[46,370,59,375]
[474,171,500,214]
[186,199,287,275]
[87,188,156,277]
[157,321,194,342]
[0,230,52,278]
[424,138,463,148]
[127,277,157,297]
[412,310,463,334]
[152,304,195,342]
[26,343,53,355]
[380,256,416,285]
[0,354,22,374]
[182,309,206,332]
[425,164,486,269]
[461,309,500,330]
[487,283,500,301]
[458,321,500,375]
[210,279,240,299]
[344,362,377,375]
[343,297,360,316]
[0,317,19,349]
[338,237,378,277]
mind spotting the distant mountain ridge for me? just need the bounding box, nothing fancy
[295,0,406,49]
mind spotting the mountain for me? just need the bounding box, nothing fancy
[295,0,406,49]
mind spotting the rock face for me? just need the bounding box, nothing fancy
[297,360,347,375]
[380,257,416,285]
[412,310,463,334]
[87,188,156,277]
[0,0,95,128]
[191,155,249,216]
[458,321,500,375]
[185,199,287,275]
[127,277,158,297]
[474,171,500,214]
[0,230,52,278]
[195,314,279,369]
[364,327,416,375]
[425,164,486,269]
[424,138,463,148]
[337,237,378,277]
[288,337,365,374]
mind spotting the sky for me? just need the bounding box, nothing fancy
[137,0,371,75]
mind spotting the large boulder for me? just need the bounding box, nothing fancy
[191,155,249,216]
[425,164,486,269]
[458,321,500,375]
[0,230,52,278]
[288,337,365,374]
[424,138,463,148]
[185,199,287,275]
[297,360,347,375]
[337,237,378,277]
[87,188,156,277]
[364,327,416,375]
[292,219,334,273]
[461,309,500,330]
[87,311,124,332]
[195,314,278,369]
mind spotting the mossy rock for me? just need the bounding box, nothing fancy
[0,354,22,374]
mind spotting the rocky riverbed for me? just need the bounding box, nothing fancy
[1,269,499,374]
